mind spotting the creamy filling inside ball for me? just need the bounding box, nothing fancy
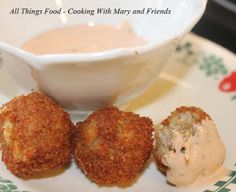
[155,110,226,186]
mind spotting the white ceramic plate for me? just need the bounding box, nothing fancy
[0,33,236,192]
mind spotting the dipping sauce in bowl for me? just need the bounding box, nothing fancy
[22,23,147,55]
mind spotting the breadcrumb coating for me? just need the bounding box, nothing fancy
[0,92,73,178]
[74,107,153,185]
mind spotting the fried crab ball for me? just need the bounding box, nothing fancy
[153,106,225,186]
[0,92,73,178]
[74,107,153,185]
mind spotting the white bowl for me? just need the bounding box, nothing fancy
[0,0,207,114]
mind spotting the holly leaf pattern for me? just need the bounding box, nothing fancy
[0,177,29,192]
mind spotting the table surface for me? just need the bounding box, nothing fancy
[192,0,236,53]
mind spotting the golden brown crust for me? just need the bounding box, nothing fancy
[74,107,153,185]
[162,106,211,126]
[0,92,73,178]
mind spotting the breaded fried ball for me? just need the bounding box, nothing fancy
[74,107,153,185]
[153,106,225,186]
[0,92,73,178]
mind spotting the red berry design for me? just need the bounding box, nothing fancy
[219,72,236,92]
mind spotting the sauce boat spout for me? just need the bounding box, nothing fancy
[0,41,38,91]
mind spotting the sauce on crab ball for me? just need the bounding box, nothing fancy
[153,106,227,187]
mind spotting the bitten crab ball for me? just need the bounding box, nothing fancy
[0,92,73,178]
[74,107,153,185]
[153,106,225,186]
